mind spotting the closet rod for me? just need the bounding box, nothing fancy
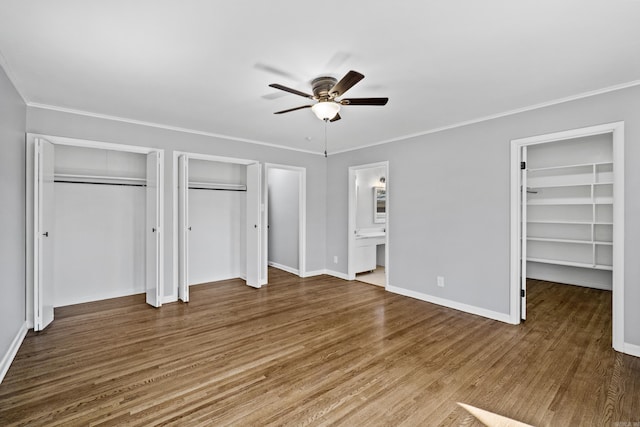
[55,180,146,187]
[188,186,246,192]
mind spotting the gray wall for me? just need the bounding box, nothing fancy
[267,168,299,270]
[0,67,26,363]
[27,107,327,298]
[326,85,640,346]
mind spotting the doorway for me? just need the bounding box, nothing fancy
[173,152,265,303]
[510,122,624,352]
[26,133,165,331]
[264,164,306,278]
[348,161,389,287]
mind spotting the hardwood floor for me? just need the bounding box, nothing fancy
[1,271,638,426]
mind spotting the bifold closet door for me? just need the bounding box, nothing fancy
[521,146,528,320]
[178,155,189,302]
[33,138,55,331]
[246,163,262,288]
[146,151,162,307]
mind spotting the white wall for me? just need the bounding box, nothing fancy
[188,189,245,284]
[0,65,27,381]
[53,183,146,306]
[326,84,640,347]
[267,168,299,271]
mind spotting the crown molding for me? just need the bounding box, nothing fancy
[26,102,324,156]
[330,79,640,155]
[0,49,27,103]
[24,78,640,158]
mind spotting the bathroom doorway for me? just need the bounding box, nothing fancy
[348,162,389,287]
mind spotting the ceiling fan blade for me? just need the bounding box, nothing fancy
[329,70,364,97]
[329,113,342,122]
[340,97,389,106]
[274,105,312,114]
[269,83,314,99]
[255,63,301,81]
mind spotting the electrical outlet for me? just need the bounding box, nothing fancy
[437,276,445,288]
[333,256,338,264]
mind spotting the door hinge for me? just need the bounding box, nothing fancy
[520,161,526,170]
[521,289,526,298]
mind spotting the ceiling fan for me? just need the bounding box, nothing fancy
[270,70,388,122]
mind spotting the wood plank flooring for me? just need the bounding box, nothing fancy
[1,270,638,426]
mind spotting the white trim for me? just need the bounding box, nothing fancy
[172,151,263,298]
[623,342,640,358]
[386,285,513,324]
[509,122,625,352]
[302,269,326,278]
[330,80,640,155]
[0,49,27,103]
[162,295,178,304]
[264,163,307,279]
[324,269,351,281]
[28,103,321,156]
[268,261,299,276]
[0,322,28,384]
[25,133,167,320]
[55,289,145,307]
[348,162,389,283]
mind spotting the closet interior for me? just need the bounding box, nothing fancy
[182,158,247,288]
[524,133,614,290]
[53,145,148,306]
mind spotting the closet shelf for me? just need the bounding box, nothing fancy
[54,173,146,186]
[527,161,612,172]
[189,181,247,191]
[527,257,612,271]
[527,181,613,189]
[527,237,613,245]
[527,220,593,225]
[527,199,593,206]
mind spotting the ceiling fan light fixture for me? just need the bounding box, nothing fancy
[311,101,341,121]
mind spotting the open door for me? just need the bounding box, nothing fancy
[178,155,189,302]
[146,151,162,307]
[520,147,528,320]
[34,138,55,331]
[246,163,262,288]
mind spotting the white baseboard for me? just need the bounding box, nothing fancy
[324,269,350,281]
[268,261,300,276]
[386,285,512,324]
[55,288,145,307]
[623,342,640,358]
[1,322,28,384]
[303,269,326,277]
[162,295,178,304]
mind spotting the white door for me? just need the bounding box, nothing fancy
[178,155,190,302]
[146,152,162,307]
[34,138,55,331]
[246,163,262,288]
[520,147,528,320]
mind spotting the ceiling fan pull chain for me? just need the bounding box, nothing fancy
[324,118,328,158]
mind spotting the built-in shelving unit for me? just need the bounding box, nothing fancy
[526,161,613,271]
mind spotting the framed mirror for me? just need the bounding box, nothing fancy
[373,187,386,223]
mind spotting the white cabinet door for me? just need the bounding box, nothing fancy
[178,155,189,302]
[246,163,262,288]
[34,138,55,331]
[146,152,162,307]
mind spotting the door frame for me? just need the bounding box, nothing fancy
[171,151,265,299]
[509,122,624,352]
[347,161,390,285]
[264,163,307,278]
[26,133,165,327]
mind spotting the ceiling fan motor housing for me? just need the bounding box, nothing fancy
[311,76,338,100]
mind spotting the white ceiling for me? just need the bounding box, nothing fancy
[1,1,639,154]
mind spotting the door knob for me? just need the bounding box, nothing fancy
[152,227,156,232]
[42,232,49,237]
